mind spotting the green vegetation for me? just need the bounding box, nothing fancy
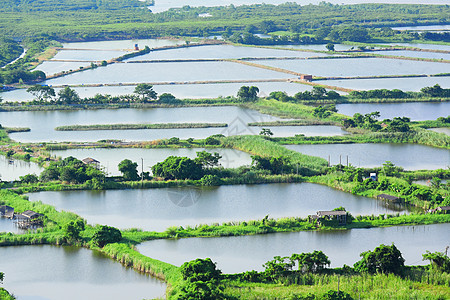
[1,1,448,44]
[0,38,23,67]
[55,123,228,131]
[308,163,449,209]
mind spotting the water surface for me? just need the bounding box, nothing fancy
[1,106,279,142]
[27,183,406,231]
[430,127,450,135]
[257,57,449,77]
[371,50,450,60]
[126,44,329,61]
[0,155,42,181]
[43,61,290,85]
[285,143,449,170]
[0,245,166,300]
[315,76,449,91]
[136,223,449,273]
[1,81,313,102]
[336,102,450,121]
[62,39,184,50]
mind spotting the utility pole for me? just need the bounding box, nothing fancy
[141,158,144,187]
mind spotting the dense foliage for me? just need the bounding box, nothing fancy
[39,156,105,186]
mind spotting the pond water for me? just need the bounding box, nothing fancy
[126,44,329,61]
[0,155,42,181]
[136,223,449,273]
[285,143,449,170]
[0,218,23,234]
[50,49,128,62]
[1,81,313,102]
[382,43,450,51]
[430,127,450,135]
[42,61,290,85]
[36,61,92,75]
[149,0,449,13]
[256,57,450,77]
[1,106,346,142]
[0,245,166,300]
[50,147,253,175]
[27,183,407,232]
[61,38,184,50]
[276,44,357,51]
[335,101,450,121]
[315,76,449,92]
[391,25,450,31]
[371,50,450,60]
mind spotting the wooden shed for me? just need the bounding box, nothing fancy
[82,157,100,168]
[15,210,44,229]
[300,74,313,81]
[317,210,347,225]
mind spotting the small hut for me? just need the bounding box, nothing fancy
[15,210,43,229]
[0,205,14,219]
[317,210,347,225]
[82,157,100,168]
[300,74,313,81]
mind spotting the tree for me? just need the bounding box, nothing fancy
[326,43,335,51]
[64,219,85,241]
[152,156,204,180]
[0,271,3,283]
[26,85,55,101]
[382,161,398,177]
[181,258,221,282]
[422,251,450,273]
[118,159,139,181]
[237,86,259,102]
[58,86,80,104]
[290,250,330,273]
[263,256,294,279]
[312,86,327,99]
[354,244,405,275]
[177,258,224,299]
[92,225,122,247]
[134,83,157,102]
[19,174,39,184]
[194,151,222,168]
[259,128,273,137]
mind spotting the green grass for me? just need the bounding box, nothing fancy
[223,135,328,173]
[277,128,450,149]
[0,288,15,300]
[223,272,450,299]
[55,123,228,131]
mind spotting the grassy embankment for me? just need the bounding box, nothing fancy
[55,123,228,131]
[222,271,450,300]
[1,189,449,299]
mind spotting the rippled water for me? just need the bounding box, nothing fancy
[27,183,408,231]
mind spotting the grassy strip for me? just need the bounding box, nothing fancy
[0,129,11,143]
[248,120,335,126]
[6,174,305,193]
[276,128,450,149]
[223,272,450,300]
[247,99,346,124]
[222,135,328,172]
[4,127,30,133]
[146,214,450,239]
[0,288,15,300]
[54,123,228,131]
[412,120,450,129]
